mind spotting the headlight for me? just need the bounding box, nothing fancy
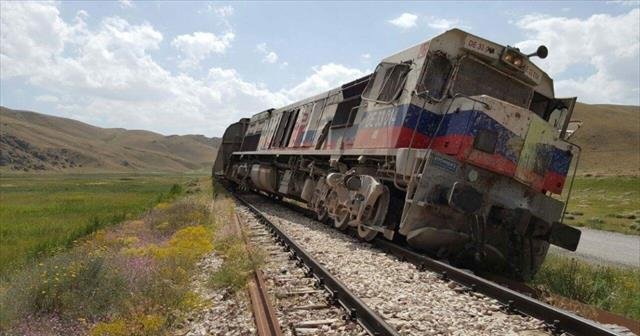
[501,47,527,71]
[467,169,479,182]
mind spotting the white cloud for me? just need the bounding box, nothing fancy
[427,18,460,31]
[606,0,640,6]
[256,42,279,64]
[213,5,234,17]
[0,2,70,78]
[361,53,371,59]
[0,2,366,136]
[388,13,418,29]
[172,31,234,69]
[35,95,59,103]
[515,8,640,105]
[286,63,367,100]
[264,52,278,64]
[118,0,133,8]
[199,4,234,31]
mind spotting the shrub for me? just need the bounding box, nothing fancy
[117,225,213,317]
[210,239,263,292]
[532,254,640,320]
[89,313,165,336]
[145,198,209,235]
[153,183,184,204]
[1,248,126,328]
[149,225,213,270]
[168,184,183,197]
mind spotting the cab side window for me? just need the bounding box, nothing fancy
[417,51,452,100]
[332,75,370,128]
[362,62,411,103]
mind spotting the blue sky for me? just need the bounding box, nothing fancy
[1,1,638,136]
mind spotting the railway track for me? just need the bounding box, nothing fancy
[235,200,391,335]
[230,188,624,336]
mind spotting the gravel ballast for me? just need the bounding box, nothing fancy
[241,194,550,336]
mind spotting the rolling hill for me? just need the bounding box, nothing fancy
[0,107,220,173]
[571,103,639,175]
[0,103,637,175]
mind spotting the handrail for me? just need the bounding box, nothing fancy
[559,141,581,225]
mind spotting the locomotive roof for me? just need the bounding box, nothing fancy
[248,28,554,120]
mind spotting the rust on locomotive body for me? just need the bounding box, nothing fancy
[213,29,581,280]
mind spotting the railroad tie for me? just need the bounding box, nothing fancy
[293,319,340,328]
[286,303,331,311]
[276,288,325,298]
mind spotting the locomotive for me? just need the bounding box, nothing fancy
[213,29,581,280]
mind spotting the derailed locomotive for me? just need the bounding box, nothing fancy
[214,29,581,280]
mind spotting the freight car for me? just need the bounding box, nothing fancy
[213,29,581,280]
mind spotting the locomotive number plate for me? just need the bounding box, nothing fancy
[464,36,499,59]
[430,155,458,173]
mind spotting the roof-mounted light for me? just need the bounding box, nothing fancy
[501,47,526,71]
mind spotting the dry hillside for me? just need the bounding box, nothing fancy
[571,103,639,175]
[0,107,220,173]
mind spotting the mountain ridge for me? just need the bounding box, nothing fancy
[0,106,220,173]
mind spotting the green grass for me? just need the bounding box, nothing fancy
[0,179,215,334]
[532,254,640,320]
[0,174,195,275]
[563,176,640,235]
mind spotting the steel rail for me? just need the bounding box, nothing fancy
[251,191,618,336]
[232,212,283,336]
[232,192,400,336]
[247,269,282,336]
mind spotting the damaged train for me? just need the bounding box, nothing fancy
[213,28,582,280]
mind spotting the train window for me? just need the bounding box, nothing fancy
[362,62,410,103]
[302,100,327,146]
[529,91,551,119]
[332,75,370,128]
[270,110,291,148]
[281,108,299,147]
[452,57,533,109]
[417,51,452,100]
[331,96,361,128]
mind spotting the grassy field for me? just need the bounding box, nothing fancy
[532,254,640,321]
[0,174,196,275]
[563,176,639,235]
[0,178,249,335]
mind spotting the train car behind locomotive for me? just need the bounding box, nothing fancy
[214,28,581,280]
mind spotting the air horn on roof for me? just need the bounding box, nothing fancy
[527,45,548,59]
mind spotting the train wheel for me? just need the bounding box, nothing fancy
[333,207,350,230]
[316,201,329,222]
[357,186,390,241]
[357,224,377,241]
